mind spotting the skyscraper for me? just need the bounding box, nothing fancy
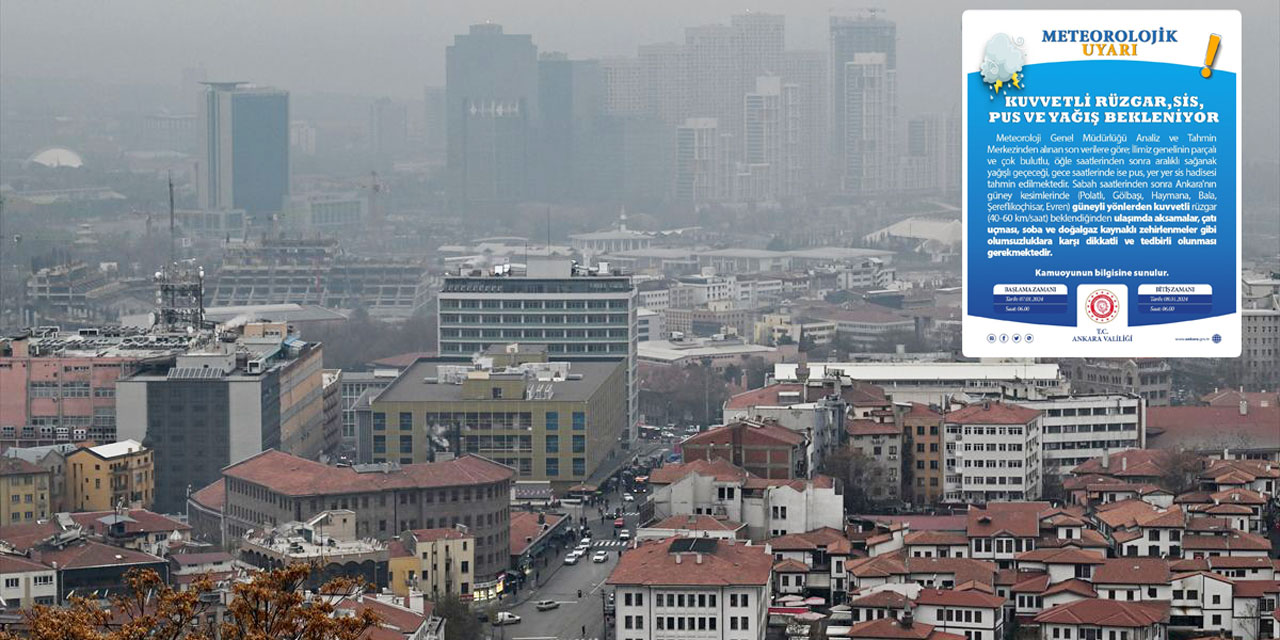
[446,23,538,211]
[731,12,785,113]
[782,50,829,195]
[537,53,604,202]
[599,57,644,117]
[843,53,897,195]
[423,86,446,156]
[638,42,688,126]
[197,82,290,218]
[675,118,721,203]
[743,76,784,199]
[684,24,737,129]
[830,12,897,192]
[369,97,408,159]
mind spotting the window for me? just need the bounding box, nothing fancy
[572,412,585,430]
[572,458,585,476]
[1212,614,1222,626]
[546,458,559,477]
[546,412,558,430]
[33,575,52,586]
[460,561,469,573]
[399,412,413,430]
[399,435,412,454]
[373,413,386,431]
[625,593,633,606]
[624,616,633,629]
[545,435,559,453]
[3,578,17,588]
[1211,594,1221,605]
[572,435,585,453]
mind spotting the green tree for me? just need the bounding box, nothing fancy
[434,593,483,640]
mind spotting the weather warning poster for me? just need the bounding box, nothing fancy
[962,10,1241,358]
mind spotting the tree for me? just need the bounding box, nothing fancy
[722,363,744,387]
[2,565,378,640]
[433,593,483,640]
[1157,448,1204,495]
[743,356,771,389]
[821,447,896,513]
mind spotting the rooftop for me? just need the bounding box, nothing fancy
[605,537,772,587]
[774,362,1060,383]
[647,514,744,532]
[1092,558,1171,585]
[845,617,965,640]
[375,358,622,404]
[510,511,564,557]
[222,450,513,497]
[0,457,46,477]
[1033,598,1169,627]
[946,402,1040,425]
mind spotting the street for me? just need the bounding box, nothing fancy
[487,491,644,640]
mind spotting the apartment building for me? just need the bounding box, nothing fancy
[943,402,1043,504]
[65,440,154,511]
[0,459,50,525]
[389,528,476,599]
[1016,394,1145,477]
[903,403,945,505]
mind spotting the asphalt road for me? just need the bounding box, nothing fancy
[489,492,645,640]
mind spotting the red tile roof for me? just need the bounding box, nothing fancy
[0,457,46,477]
[1182,531,1271,551]
[1071,449,1172,478]
[1016,548,1106,564]
[1210,488,1267,505]
[683,420,807,448]
[40,540,165,570]
[69,509,191,536]
[774,559,810,573]
[1043,578,1099,598]
[853,515,967,532]
[367,352,436,369]
[1202,459,1280,481]
[510,511,564,557]
[1231,580,1280,598]
[648,515,744,532]
[1093,558,1171,585]
[335,597,427,635]
[649,458,754,485]
[1147,406,1280,450]
[914,588,1005,608]
[1012,573,1051,594]
[768,527,852,554]
[845,617,965,640]
[606,538,772,587]
[904,531,968,547]
[223,450,513,496]
[1093,499,1162,530]
[846,419,901,437]
[190,478,225,512]
[1033,599,1169,627]
[849,590,912,608]
[1199,389,1279,408]
[905,403,943,419]
[946,402,1039,425]
[903,556,998,586]
[725,384,805,410]
[408,528,471,543]
[0,521,60,551]
[967,507,1042,538]
[0,554,54,574]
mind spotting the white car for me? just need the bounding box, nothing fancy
[592,551,609,563]
[622,493,635,502]
[492,612,521,626]
[563,553,579,565]
[619,530,631,541]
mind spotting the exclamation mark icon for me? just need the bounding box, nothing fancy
[1201,34,1221,78]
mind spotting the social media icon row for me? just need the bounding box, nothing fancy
[986,333,1034,344]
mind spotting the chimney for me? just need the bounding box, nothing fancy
[1101,449,1110,470]
[1239,400,1248,416]
[696,553,703,564]
[900,606,914,628]
[1122,457,1128,472]
[675,553,683,564]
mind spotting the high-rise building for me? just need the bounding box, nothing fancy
[675,118,721,203]
[197,82,290,219]
[423,86,446,156]
[599,57,644,117]
[782,50,829,195]
[536,54,604,202]
[830,12,897,190]
[445,23,538,211]
[369,97,408,159]
[684,24,737,131]
[731,12,785,138]
[842,52,897,195]
[638,42,687,125]
[742,75,802,201]
[115,322,329,513]
[437,257,637,437]
[899,113,949,193]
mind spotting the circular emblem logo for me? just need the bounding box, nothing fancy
[1085,289,1120,323]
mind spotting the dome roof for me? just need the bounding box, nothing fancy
[28,147,84,169]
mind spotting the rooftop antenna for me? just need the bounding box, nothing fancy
[167,171,176,265]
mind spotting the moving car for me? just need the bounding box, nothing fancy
[535,600,560,611]
[563,553,579,565]
[622,493,635,502]
[592,551,609,563]
[614,517,625,528]
[619,530,631,541]
[492,612,521,626]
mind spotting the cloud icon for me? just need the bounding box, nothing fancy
[981,33,1025,85]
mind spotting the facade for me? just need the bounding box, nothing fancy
[115,322,328,513]
[842,52,897,195]
[446,23,538,210]
[239,510,389,591]
[339,370,397,452]
[772,362,1067,405]
[829,12,897,192]
[943,402,1043,504]
[216,449,513,588]
[0,458,51,525]
[437,257,637,435]
[366,346,627,486]
[675,118,722,203]
[1240,305,1280,390]
[0,555,58,607]
[846,419,903,502]
[903,403,946,505]
[197,82,290,218]
[681,420,811,480]
[1,444,76,513]
[608,537,773,640]
[781,50,828,195]
[1016,394,1145,478]
[536,55,604,201]
[1034,598,1169,640]
[65,440,154,511]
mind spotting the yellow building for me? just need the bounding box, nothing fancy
[0,458,51,525]
[388,528,476,599]
[66,439,154,511]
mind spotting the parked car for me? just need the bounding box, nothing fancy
[535,600,560,611]
[592,551,609,563]
[492,612,521,626]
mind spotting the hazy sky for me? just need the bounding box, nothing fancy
[2,0,1277,158]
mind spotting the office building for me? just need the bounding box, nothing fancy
[742,76,786,200]
[685,24,737,134]
[197,82,290,218]
[437,257,637,435]
[842,52,897,194]
[367,345,627,487]
[446,23,538,210]
[214,449,513,594]
[638,42,688,125]
[1015,394,1145,478]
[65,440,154,512]
[1060,359,1173,406]
[0,458,51,525]
[899,113,950,193]
[830,12,897,191]
[369,97,409,158]
[340,370,398,453]
[773,362,1068,405]
[943,402,1043,504]
[782,50,829,195]
[676,118,722,202]
[537,54,604,201]
[115,322,328,513]
[600,57,644,116]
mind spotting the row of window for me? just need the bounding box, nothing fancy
[440,314,629,325]
[441,342,626,353]
[2,575,53,588]
[1044,439,1139,451]
[442,328,628,339]
[373,412,585,432]
[441,299,628,310]
[1044,423,1136,434]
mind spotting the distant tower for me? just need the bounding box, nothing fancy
[154,261,205,332]
[197,82,291,219]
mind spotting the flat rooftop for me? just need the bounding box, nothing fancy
[376,359,623,404]
[774,361,1061,382]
